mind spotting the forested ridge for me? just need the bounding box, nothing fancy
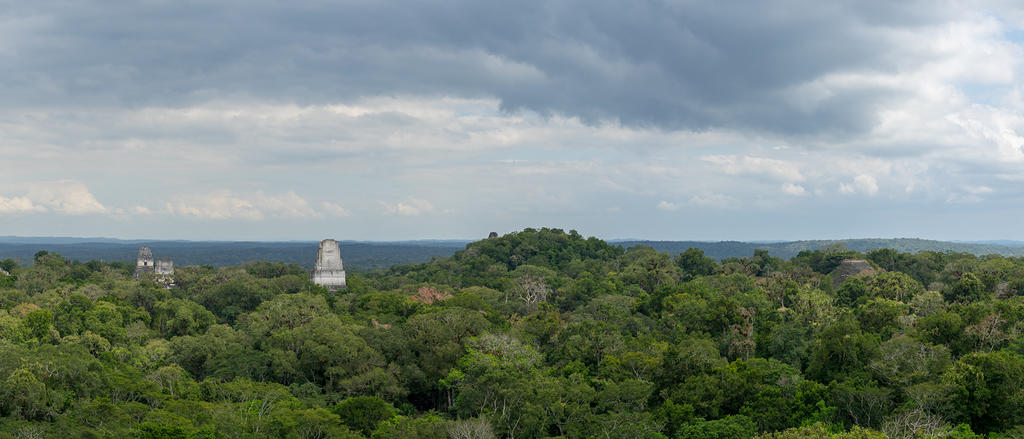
[1,228,1024,438]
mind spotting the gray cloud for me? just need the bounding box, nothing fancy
[0,0,970,136]
[4,1,1024,241]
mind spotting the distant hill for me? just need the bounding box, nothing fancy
[615,238,1024,260]
[0,238,469,271]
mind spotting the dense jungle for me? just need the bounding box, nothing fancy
[0,228,1022,439]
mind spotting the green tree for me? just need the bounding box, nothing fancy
[676,248,717,281]
[677,415,756,439]
[944,273,987,303]
[865,272,923,302]
[942,350,1024,432]
[806,316,879,383]
[835,277,867,307]
[756,423,885,438]
[22,309,55,342]
[444,334,552,438]
[151,299,216,337]
[0,368,57,420]
[332,396,397,436]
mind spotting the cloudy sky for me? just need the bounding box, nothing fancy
[2,1,1024,241]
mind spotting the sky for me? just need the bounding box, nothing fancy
[1,1,1024,241]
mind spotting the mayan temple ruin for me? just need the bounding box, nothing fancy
[310,239,347,291]
[134,246,174,283]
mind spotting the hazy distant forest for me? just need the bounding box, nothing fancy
[2,228,1024,438]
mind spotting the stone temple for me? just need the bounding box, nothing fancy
[310,239,346,291]
[135,246,174,283]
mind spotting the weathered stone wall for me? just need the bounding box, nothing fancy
[831,259,876,288]
[135,246,155,279]
[310,239,346,291]
[155,258,174,276]
[136,246,154,268]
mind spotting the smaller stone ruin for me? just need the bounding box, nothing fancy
[135,246,174,284]
[831,259,876,289]
[311,239,347,291]
[156,258,174,277]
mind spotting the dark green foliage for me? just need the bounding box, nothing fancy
[806,316,879,383]
[22,309,53,341]
[793,245,859,274]
[835,277,867,307]
[0,259,17,273]
[942,350,1024,432]
[138,423,191,439]
[677,415,756,439]
[242,261,307,279]
[197,277,272,323]
[916,309,964,345]
[676,248,718,281]
[332,396,396,436]
[945,273,987,303]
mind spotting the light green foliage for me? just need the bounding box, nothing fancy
[755,423,886,438]
[909,290,945,316]
[868,335,950,388]
[371,413,448,439]
[620,247,680,294]
[443,334,549,438]
[855,298,909,338]
[151,298,216,337]
[21,309,54,342]
[866,271,924,302]
[146,364,198,398]
[791,286,838,328]
[0,310,27,342]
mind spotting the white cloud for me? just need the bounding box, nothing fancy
[0,180,106,215]
[702,155,805,182]
[28,180,108,214]
[0,196,45,214]
[781,183,807,196]
[839,175,879,196]
[320,202,352,217]
[165,190,319,220]
[380,198,435,216]
[656,201,681,211]
[688,193,739,209]
[946,185,996,203]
